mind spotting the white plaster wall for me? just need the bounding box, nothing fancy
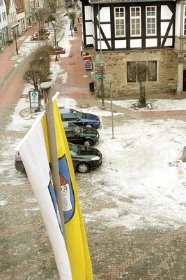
[17,12,25,21]
[146,38,157,47]
[97,26,102,39]
[85,6,92,21]
[8,1,18,24]
[100,7,110,21]
[98,40,111,50]
[101,24,111,38]
[91,7,94,23]
[130,39,142,48]
[86,36,94,45]
[162,37,173,46]
[86,21,94,36]
[161,5,172,20]
[0,1,8,29]
[115,40,126,49]
[161,22,169,36]
[175,3,181,36]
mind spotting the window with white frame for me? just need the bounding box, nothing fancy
[130,7,141,36]
[184,6,186,35]
[114,7,125,37]
[146,6,156,35]
[127,61,157,82]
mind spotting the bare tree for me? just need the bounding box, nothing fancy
[136,62,148,107]
[23,46,50,105]
[35,7,49,38]
[44,0,57,14]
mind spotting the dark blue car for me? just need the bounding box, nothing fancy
[60,108,101,129]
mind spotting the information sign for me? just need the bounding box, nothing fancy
[94,60,105,80]
[29,89,39,112]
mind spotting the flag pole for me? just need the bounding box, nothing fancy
[40,81,66,241]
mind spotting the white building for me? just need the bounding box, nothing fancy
[0,0,8,49]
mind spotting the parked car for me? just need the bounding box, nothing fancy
[64,122,99,146]
[69,142,102,173]
[60,108,101,129]
[15,142,102,174]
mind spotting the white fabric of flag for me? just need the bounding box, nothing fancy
[18,114,72,280]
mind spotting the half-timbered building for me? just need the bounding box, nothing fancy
[80,0,186,96]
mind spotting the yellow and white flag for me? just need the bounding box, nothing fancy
[42,100,93,280]
[18,99,93,280]
[18,114,72,280]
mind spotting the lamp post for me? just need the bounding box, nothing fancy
[98,4,105,109]
[110,80,114,139]
[12,28,18,55]
[40,81,66,241]
[52,21,57,49]
[106,74,114,139]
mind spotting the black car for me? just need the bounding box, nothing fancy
[60,108,101,129]
[15,142,102,174]
[69,142,102,173]
[64,122,99,146]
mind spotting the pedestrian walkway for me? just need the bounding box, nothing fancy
[0,23,39,104]
[52,16,102,108]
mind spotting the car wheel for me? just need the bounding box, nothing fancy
[84,139,93,146]
[77,162,90,173]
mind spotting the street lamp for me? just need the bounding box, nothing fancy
[110,80,114,139]
[106,74,114,139]
[52,21,57,49]
[11,24,19,55]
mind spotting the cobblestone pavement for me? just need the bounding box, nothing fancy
[0,11,186,280]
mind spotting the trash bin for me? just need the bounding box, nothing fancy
[89,81,94,92]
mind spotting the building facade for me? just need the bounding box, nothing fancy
[16,0,26,34]
[81,0,186,96]
[0,0,9,49]
[5,0,19,42]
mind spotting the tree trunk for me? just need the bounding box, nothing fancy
[139,82,146,108]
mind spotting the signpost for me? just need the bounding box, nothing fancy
[94,60,104,80]
[29,89,39,114]
[94,60,105,108]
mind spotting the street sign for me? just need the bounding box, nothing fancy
[29,89,39,112]
[94,60,105,80]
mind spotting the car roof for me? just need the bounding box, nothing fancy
[59,108,71,114]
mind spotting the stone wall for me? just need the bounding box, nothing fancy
[88,48,178,98]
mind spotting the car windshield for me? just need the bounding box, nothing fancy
[69,143,79,156]
[72,109,83,118]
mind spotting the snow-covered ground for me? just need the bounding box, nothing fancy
[6,94,186,231]
[108,99,186,111]
[2,12,186,231]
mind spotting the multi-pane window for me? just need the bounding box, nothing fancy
[115,7,125,37]
[130,7,141,36]
[146,6,156,35]
[127,61,157,82]
[184,6,186,35]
